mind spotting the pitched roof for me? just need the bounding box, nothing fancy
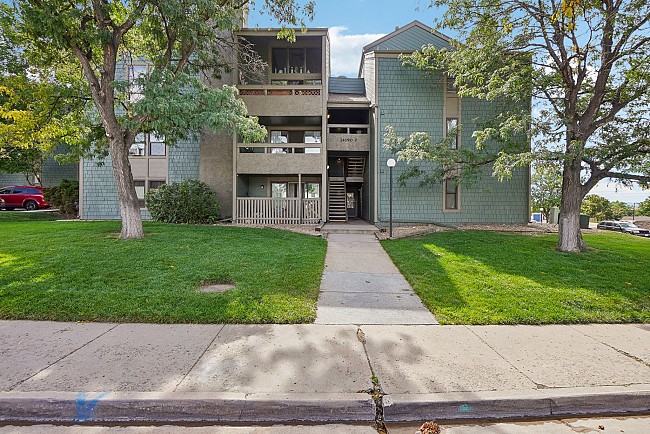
[362,20,451,53]
[329,77,366,95]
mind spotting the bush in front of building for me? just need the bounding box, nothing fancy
[146,179,220,224]
[44,179,79,216]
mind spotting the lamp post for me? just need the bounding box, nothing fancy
[387,158,396,239]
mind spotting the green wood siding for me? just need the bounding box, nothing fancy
[376,57,529,225]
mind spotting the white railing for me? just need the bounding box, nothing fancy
[236,197,321,225]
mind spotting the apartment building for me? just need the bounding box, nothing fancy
[77,21,530,225]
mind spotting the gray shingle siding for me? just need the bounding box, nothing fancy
[0,173,29,185]
[365,23,450,52]
[169,136,200,182]
[81,134,200,221]
[375,57,529,225]
[81,156,154,220]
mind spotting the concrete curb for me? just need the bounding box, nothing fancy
[0,392,376,423]
[1,386,648,424]
[382,385,650,422]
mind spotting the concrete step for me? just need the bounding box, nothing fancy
[321,225,378,235]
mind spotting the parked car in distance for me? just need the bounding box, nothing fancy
[0,186,50,211]
[597,220,650,237]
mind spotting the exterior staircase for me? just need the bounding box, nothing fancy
[328,178,347,222]
[347,157,365,178]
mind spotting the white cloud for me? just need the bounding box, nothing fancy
[328,26,385,78]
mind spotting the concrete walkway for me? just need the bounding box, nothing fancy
[315,232,438,325]
[1,321,648,425]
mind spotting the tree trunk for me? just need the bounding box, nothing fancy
[109,136,144,239]
[557,160,588,252]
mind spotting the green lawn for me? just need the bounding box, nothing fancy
[0,215,326,323]
[381,231,649,324]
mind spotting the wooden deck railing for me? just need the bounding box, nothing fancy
[236,197,321,225]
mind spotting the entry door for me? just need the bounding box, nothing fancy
[346,192,357,218]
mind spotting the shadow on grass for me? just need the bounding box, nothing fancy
[382,231,650,324]
[0,221,326,324]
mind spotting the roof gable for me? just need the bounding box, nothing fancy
[363,21,451,53]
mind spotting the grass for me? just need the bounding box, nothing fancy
[0,211,60,222]
[0,214,326,323]
[381,230,649,324]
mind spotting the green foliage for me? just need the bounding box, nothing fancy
[43,179,79,216]
[7,0,315,237]
[146,179,221,224]
[638,198,650,216]
[382,230,650,324]
[581,195,633,221]
[581,195,612,221]
[0,220,326,323]
[531,162,562,219]
[0,146,42,184]
[389,0,650,250]
[610,201,633,220]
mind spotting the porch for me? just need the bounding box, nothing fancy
[235,197,322,225]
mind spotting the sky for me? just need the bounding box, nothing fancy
[250,1,649,205]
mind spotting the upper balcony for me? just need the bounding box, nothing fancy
[235,30,327,117]
[239,85,323,117]
[236,143,323,175]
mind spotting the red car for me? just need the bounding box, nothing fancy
[0,185,50,210]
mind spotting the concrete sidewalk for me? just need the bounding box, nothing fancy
[315,233,437,324]
[0,321,648,424]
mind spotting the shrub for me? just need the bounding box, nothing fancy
[43,179,79,216]
[146,179,220,224]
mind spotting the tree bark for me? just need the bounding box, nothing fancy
[109,134,144,239]
[557,158,588,252]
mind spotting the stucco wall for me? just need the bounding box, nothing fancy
[200,130,234,217]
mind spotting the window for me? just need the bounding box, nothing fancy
[271,47,322,74]
[149,134,166,156]
[129,133,166,156]
[134,180,165,208]
[304,183,320,198]
[304,131,321,143]
[271,182,287,198]
[289,48,305,73]
[128,64,148,102]
[306,48,322,74]
[446,76,456,93]
[129,133,146,156]
[271,49,289,74]
[134,180,146,207]
[271,131,288,144]
[444,179,459,210]
[149,180,165,190]
[446,118,459,149]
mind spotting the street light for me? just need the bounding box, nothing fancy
[387,158,396,239]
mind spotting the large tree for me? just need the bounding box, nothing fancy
[7,0,314,239]
[385,0,650,252]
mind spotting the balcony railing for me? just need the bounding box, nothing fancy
[326,124,370,152]
[238,85,323,117]
[237,143,323,174]
[238,85,321,97]
[236,197,321,225]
